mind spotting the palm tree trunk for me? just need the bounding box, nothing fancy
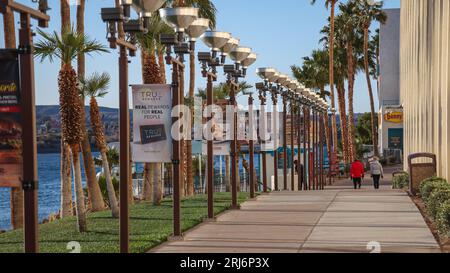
[337,83,349,164]
[364,27,379,157]
[158,50,166,82]
[101,150,119,217]
[60,0,72,219]
[3,7,24,230]
[71,145,87,232]
[329,1,338,155]
[76,0,105,212]
[61,142,73,217]
[141,49,164,203]
[186,50,195,196]
[61,0,71,30]
[152,161,162,205]
[143,163,153,200]
[225,155,230,192]
[346,42,356,162]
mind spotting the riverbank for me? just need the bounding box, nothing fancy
[0,192,249,253]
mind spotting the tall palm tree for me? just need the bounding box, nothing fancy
[335,1,363,162]
[80,72,120,218]
[59,0,73,218]
[320,21,351,164]
[2,4,24,230]
[291,49,332,165]
[76,0,106,212]
[311,0,338,160]
[355,0,386,157]
[34,28,108,232]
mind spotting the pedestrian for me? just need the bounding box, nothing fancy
[369,157,384,189]
[350,158,365,189]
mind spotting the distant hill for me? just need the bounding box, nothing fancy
[35,105,130,153]
[36,105,131,124]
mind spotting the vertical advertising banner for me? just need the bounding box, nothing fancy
[132,84,172,163]
[0,50,22,188]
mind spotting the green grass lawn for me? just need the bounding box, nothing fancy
[0,192,249,253]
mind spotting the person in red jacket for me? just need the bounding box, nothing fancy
[350,158,365,189]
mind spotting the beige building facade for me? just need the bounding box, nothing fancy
[400,0,450,179]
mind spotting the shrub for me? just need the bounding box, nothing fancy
[427,189,450,219]
[380,157,388,166]
[419,177,450,202]
[436,200,450,237]
[392,172,409,189]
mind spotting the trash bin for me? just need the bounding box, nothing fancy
[407,153,437,195]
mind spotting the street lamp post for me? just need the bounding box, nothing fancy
[199,30,233,219]
[295,91,302,191]
[226,46,252,208]
[256,68,281,191]
[286,80,298,191]
[256,84,268,193]
[159,6,199,239]
[240,54,257,197]
[0,0,50,253]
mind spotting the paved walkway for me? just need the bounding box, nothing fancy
[150,167,441,253]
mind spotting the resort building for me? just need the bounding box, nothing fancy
[378,8,403,159]
[400,0,450,179]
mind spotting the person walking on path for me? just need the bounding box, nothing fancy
[369,157,384,189]
[350,158,365,189]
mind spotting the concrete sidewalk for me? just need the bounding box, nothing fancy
[150,176,440,253]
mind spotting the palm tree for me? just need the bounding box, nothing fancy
[76,0,106,212]
[34,28,108,232]
[59,0,74,218]
[355,0,386,157]
[80,72,120,218]
[311,0,338,160]
[291,49,332,165]
[320,21,350,164]
[335,1,363,162]
[2,4,24,230]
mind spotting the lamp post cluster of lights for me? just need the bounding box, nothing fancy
[198,30,257,208]
[256,68,329,192]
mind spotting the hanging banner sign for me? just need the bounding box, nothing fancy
[132,84,172,163]
[0,50,22,188]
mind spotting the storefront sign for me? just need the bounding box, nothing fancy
[0,49,22,188]
[132,84,172,163]
[384,110,403,123]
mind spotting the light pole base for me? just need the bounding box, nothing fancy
[168,235,184,242]
[204,218,217,223]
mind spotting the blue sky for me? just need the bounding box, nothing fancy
[0,0,400,112]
